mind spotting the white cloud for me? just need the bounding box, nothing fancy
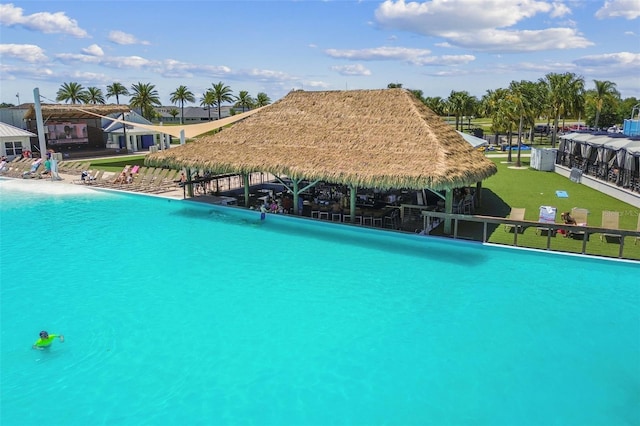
[374,0,591,52]
[325,46,474,66]
[595,0,640,20]
[0,63,54,81]
[331,64,372,76]
[0,3,88,38]
[157,59,231,78]
[245,68,295,82]
[550,2,572,18]
[326,46,431,61]
[0,43,48,62]
[574,51,640,68]
[305,80,331,88]
[108,30,150,45]
[67,70,109,83]
[82,44,104,57]
[450,28,593,52]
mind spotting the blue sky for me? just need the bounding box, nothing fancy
[1,0,639,107]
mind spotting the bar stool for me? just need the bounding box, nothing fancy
[342,214,352,223]
[319,211,329,220]
[373,217,383,227]
[363,216,373,226]
[354,215,363,225]
[311,210,320,219]
[331,213,342,222]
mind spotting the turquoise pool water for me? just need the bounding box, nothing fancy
[1,179,639,426]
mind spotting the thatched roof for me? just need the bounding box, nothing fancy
[23,104,130,120]
[146,89,497,191]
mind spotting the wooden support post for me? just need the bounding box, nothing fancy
[444,189,453,234]
[243,174,250,207]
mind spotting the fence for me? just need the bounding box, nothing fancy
[420,211,640,259]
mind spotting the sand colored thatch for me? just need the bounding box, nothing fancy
[23,104,131,120]
[146,89,497,191]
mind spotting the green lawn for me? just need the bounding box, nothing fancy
[85,155,147,173]
[466,157,640,260]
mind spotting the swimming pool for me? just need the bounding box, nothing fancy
[1,179,639,425]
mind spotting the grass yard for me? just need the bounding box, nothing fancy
[85,155,147,173]
[450,157,640,260]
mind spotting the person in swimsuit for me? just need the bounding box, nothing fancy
[33,331,64,350]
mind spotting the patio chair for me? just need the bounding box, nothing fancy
[569,207,589,239]
[600,211,622,242]
[504,207,526,233]
[536,205,557,235]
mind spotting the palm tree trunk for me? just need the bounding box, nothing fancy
[516,115,523,167]
[507,129,513,162]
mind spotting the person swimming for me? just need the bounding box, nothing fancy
[33,330,64,350]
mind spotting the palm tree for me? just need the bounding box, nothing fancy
[169,85,195,125]
[447,90,475,131]
[591,80,620,130]
[169,108,180,122]
[234,90,254,112]
[410,89,425,103]
[481,88,510,148]
[210,81,235,121]
[106,82,130,104]
[541,72,585,147]
[56,82,88,104]
[254,92,271,107]
[200,90,216,121]
[524,81,549,144]
[508,81,538,167]
[129,82,161,121]
[85,87,105,104]
[423,96,447,116]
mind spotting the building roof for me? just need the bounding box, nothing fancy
[0,121,36,138]
[146,89,497,191]
[23,104,130,120]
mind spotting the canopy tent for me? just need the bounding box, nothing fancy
[560,132,640,187]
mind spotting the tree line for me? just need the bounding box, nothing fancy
[50,81,272,124]
[393,72,638,151]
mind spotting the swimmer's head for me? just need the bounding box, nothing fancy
[39,331,48,338]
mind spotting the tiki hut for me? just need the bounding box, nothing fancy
[23,104,130,120]
[146,88,497,228]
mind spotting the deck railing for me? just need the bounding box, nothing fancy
[421,211,640,259]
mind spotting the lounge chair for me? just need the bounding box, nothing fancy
[600,211,622,242]
[84,170,104,185]
[569,207,589,239]
[4,160,31,177]
[22,159,43,178]
[536,205,557,235]
[504,207,526,233]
